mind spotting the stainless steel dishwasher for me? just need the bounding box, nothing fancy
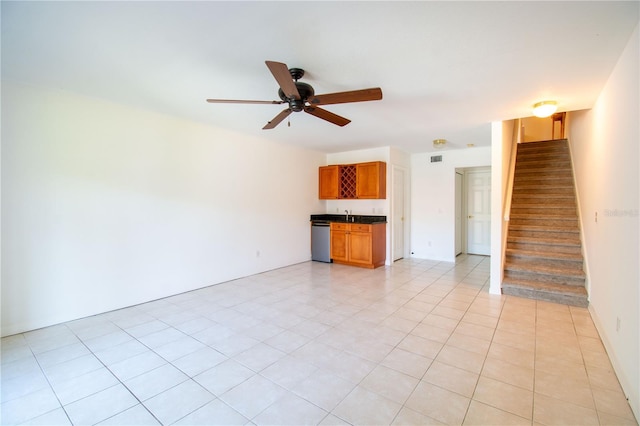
[311,221,331,263]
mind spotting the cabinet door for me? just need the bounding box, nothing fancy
[356,162,386,199]
[319,166,339,199]
[330,229,348,262]
[348,230,373,265]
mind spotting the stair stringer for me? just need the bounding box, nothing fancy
[566,137,592,301]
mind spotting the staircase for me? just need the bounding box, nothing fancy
[502,139,588,307]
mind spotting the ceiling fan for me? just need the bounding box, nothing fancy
[206,61,383,130]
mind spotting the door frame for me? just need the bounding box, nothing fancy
[455,166,491,256]
[391,164,410,262]
[455,172,463,256]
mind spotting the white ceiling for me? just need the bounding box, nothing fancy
[2,1,638,153]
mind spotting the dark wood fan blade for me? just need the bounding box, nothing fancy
[308,88,383,105]
[206,99,284,105]
[265,61,300,100]
[263,108,292,130]
[304,106,351,127]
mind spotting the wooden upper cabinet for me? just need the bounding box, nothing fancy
[319,161,386,199]
[319,165,339,199]
[356,161,386,199]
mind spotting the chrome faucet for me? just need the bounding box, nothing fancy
[345,210,349,222]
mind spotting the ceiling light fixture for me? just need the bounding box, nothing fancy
[433,139,447,149]
[532,100,558,118]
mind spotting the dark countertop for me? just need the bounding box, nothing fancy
[310,214,387,224]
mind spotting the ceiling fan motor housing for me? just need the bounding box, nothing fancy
[278,82,314,112]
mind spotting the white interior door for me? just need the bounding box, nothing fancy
[466,169,491,255]
[392,167,405,261]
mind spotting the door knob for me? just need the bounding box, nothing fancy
[468,215,474,219]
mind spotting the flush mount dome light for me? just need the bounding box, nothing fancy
[433,138,447,148]
[533,100,558,118]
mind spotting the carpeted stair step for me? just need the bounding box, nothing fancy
[511,208,577,216]
[508,228,579,240]
[508,225,579,236]
[505,256,583,275]
[514,172,573,181]
[513,173,573,188]
[515,152,571,161]
[507,240,582,255]
[507,233,581,246]
[518,145,571,160]
[505,256,584,275]
[505,248,583,262]
[509,212,578,222]
[511,194,576,204]
[512,186,575,195]
[516,148,570,158]
[503,265,585,287]
[509,221,578,231]
[510,207,577,216]
[502,278,588,307]
[515,161,572,171]
[515,168,571,175]
[516,140,569,151]
[513,183,574,192]
[511,201,576,208]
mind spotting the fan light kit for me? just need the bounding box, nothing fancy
[532,100,558,118]
[206,61,383,129]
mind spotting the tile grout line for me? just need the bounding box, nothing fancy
[67,322,164,425]
[18,331,74,425]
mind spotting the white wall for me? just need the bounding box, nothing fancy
[567,24,639,418]
[1,82,325,336]
[410,146,492,262]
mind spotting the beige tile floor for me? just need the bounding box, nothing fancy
[1,255,637,425]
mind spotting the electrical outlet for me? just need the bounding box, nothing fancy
[256,250,261,258]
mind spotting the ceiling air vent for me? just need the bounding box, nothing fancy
[430,155,442,163]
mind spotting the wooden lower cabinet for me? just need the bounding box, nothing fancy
[330,222,386,268]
